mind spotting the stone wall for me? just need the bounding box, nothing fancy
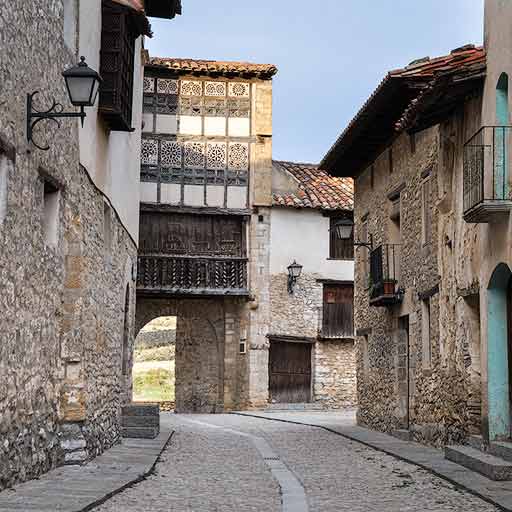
[0,0,137,489]
[269,272,357,408]
[314,340,357,407]
[353,112,482,446]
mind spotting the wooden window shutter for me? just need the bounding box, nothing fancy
[322,284,354,338]
[99,0,136,131]
[329,216,355,260]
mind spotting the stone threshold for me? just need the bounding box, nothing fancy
[0,426,174,512]
[232,411,512,512]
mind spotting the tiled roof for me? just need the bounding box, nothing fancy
[272,161,353,211]
[321,44,485,175]
[395,45,486,131]
[388,44,485,79]
[147,57,278,79]
[112,0,144,11]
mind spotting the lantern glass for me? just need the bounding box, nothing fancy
[62,57,102,107]
[333,219,354,241]
[287,260,303,279]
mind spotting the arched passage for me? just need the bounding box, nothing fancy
[133,316,177,406]
[487,263,512,440]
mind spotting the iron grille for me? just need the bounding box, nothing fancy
[369,244,400,302]
[463,126,512,214]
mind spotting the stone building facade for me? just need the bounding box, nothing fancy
[268,161,356,408]
[322,0,512,448]
[0,0,180,490]
[135,58,277,412]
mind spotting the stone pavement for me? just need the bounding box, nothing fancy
[0,424,173,512]
[94,412,500,512]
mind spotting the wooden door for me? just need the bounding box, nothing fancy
[269,341,312,403]
[508,277,512,421]
[322,284,354,338]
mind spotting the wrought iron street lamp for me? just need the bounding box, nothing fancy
[27,56,102,151]
[287,260,303,294]
[332,218,373,250]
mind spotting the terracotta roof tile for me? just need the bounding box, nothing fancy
[147,57,278,79]
[272,161,353,211]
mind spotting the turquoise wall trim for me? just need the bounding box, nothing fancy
[495,73,509,199]
[488,263,511,440]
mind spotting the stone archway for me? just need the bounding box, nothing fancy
[487,263,512,440]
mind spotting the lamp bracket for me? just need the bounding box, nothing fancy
[354,234,374,251]
[27,92,86,151]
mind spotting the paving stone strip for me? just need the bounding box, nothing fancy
[0,427,174,512]
[181,417,309,512]
[234,411,512,512]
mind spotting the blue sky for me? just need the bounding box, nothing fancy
[147,0,484,164]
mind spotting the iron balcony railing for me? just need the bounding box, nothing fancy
[137,255,248,295]
[369,244,401,305]
[463,126,512,214]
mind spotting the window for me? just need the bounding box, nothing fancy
[388,148,393,174]
[359,220,369,279]
[361,335,369,376]
[329,216,354,260]
[0,155,8,224]
[421,173,432,245]
[43,180,60,247]
[63,0,77,52]
[422,298,431,369]
[99,0,138,131]
[322,284,354,338]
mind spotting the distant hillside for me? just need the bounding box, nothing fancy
[136,328,176,349]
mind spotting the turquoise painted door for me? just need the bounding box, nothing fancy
[495,74,509,200]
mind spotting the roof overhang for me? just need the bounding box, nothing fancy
[320,76,426,177]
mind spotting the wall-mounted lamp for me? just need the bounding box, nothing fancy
[287,260,303,294]
[332,218,373,250]
[27,56,102,151]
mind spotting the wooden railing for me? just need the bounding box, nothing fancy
[137,255,248,295]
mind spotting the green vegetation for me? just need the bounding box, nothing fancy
[133,367,175,402]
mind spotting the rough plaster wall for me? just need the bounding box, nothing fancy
[0,0,137,489]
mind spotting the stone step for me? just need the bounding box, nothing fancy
[122,426,160,439]
[445,445,512,481]
[266,403,323,411]
[122,404,160,417]
[391,429,413,441]
[489,441,512,462]
[121,415,160,428]
[468,435,486,451]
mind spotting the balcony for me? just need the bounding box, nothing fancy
[369,244,403,307]
[463,126,512,223]
[137,255,249,297]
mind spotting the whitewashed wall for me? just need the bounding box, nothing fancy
[78,0,143,243]
[269,208,354,280]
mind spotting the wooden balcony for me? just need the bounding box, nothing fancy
[137,255,249,297]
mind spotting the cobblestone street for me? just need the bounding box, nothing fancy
[94,413,500,512]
